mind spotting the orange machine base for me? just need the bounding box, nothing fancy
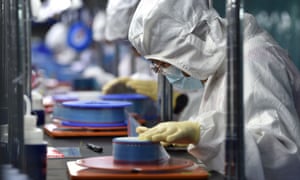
[66,161,209,180]
[44,123,128,138]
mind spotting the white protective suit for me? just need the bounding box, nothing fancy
[80,10,116,85]
[45,22,76,65]
[128,0,300,179]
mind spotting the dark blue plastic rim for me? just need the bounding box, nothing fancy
[101,93,148,100]
[62,100,132,108]
[61,121,127,127]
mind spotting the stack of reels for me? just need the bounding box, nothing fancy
[44,94,133,137]
[57,100,132,127]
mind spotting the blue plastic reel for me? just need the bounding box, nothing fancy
[100,93,159,121]
[112,137,169,164]
[52,94,78,119]
[59,100,132,124]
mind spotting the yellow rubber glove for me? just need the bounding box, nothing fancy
[102,77,133,94]
[103,78,181,108]
[125,79,158,101]
[136,121,201,144]
[126,79,180,107]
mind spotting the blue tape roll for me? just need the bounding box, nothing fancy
[52,94,79,119]
[101,93,159,121]
[58,100,132,123]
[113,137,169,164]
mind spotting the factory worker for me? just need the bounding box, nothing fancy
[45,22,77,66]
[129,0,300,180]
[102,0,200,119]
[44,22,87,84]
[80,10,116,86]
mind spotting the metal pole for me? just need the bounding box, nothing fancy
[0,0,7,126]
[130,47,136,74]
[225,0,245,179]
[0,0,8,173]
[7,0,25,170]
[24,0,32,99]
[113,42,120,77]
[158,74,173,122]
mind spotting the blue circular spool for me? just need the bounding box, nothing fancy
[67,21,92,52]
[52,94,78,119]
[113,137,169,164]
[101,93,159,121]
[60,100,132,123]
[52,94,78,103]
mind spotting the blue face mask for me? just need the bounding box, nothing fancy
[162,66,203,91]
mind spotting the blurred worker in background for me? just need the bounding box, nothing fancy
[129,0,300,180]
[43,22,80,86]
[80,9,116,88]
[42,14,116,91]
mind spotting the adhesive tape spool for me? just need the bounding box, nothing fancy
[112,137,170,164]
[52,94,78,119]
[59,100,132,124]
[101,93,158,121]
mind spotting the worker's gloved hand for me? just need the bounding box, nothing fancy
[102,78,186,111]
[136,121,201,144]
[136,126,170,146]
[102,77,136,94]
[126,79,182,107]
[125,79,158,101]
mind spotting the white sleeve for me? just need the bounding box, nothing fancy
[187,111,226,174]
[243,45,300,180]
[188,44,300,180]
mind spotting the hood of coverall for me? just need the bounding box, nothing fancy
[105,0,140,41]
[128,0,227,80]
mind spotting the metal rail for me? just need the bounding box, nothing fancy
[225,0,245,179]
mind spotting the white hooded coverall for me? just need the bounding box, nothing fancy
[128,0,300,179]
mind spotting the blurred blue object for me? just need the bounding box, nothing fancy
[67,21,92,52]
[55,64,81,82]
[72,77,100,91]
[31,41,58,78]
